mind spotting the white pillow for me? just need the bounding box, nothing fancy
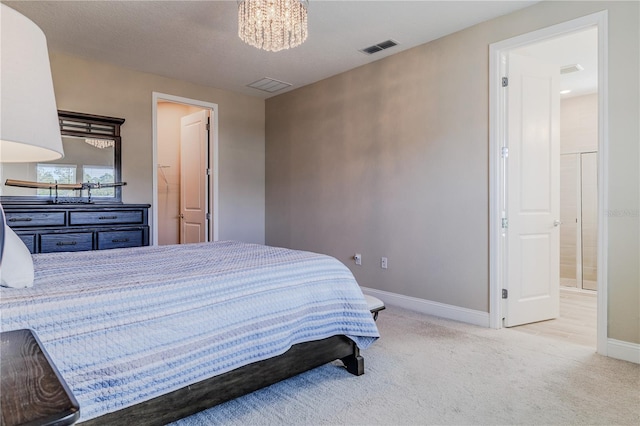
[0,224,34,288]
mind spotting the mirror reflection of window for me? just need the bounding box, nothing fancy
[83,165,115,197]
[36,164,77,196]
[0,111,124,201]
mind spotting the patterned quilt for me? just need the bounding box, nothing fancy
[0,241,379,421]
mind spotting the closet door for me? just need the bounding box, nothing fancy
[581,152,598,290]
[559,152,598,291]
[560,154,579,287]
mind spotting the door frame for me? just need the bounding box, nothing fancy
[488,11,608,355]
[152,92,219,245]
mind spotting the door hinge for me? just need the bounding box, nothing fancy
[502,77,509,87]
[206,168,211,176]
[501,218,508,229]
[502,289,508,299]
[501,146,509,158]
[206,212,212,220]
[206,122,210,131]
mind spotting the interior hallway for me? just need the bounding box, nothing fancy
[511,287,597,347]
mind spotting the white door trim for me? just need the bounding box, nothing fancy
[489,11,608,356]
[152,92,219,245]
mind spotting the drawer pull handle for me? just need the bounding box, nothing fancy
[99,215,118,220]
[56,241,77,246]
[112,238,130,243]
[8,217,33,222]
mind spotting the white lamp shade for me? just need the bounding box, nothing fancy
[0,4,63,163]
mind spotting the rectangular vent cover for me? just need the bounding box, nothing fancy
[247,77,292,93]
[360,39,398,55]
[560,64,584,74]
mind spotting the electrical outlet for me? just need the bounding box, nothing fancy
[354,253,362,266]
[381,257,388,269]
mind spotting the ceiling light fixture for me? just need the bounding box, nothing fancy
[84,139,115,149]
[560,89,572,95]
[238,0,308,52]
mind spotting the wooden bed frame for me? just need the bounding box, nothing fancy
[81,335,364,425]
[0,209,366,425]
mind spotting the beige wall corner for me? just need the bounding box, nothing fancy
[49,53,265,244]
[265,1,639,344]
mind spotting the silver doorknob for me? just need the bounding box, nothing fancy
[553,220,562,227]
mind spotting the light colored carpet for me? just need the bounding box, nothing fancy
[172,306,639,425]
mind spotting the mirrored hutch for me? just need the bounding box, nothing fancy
[1,111,149,253]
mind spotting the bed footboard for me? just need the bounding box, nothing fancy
[81,335,362,425]
[341,345,365,376]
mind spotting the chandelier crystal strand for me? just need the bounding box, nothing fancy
[84,139,115,149]
[238,0,308,52]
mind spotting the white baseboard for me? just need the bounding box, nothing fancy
[360,287,490,328]
[361,287,640,364]
[361,288,639,365]
[607,339,640,364]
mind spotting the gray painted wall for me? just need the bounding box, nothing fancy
[49,52,266,244]
[266,1,639,344]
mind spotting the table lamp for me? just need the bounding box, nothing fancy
[0,3,64,163]
[0,3,63,268]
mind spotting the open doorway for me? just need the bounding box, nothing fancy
[514,29,599,291]
[508,29,599,347]
[489,12,608,355]
[152,93,219,246]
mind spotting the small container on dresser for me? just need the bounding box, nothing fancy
[2,203,150,254]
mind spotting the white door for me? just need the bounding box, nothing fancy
[504,53,560,327]
[179,109,209,244]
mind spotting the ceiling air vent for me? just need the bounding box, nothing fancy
[247,77,292,93]
[360,39,398,55]
[560,64,584,74]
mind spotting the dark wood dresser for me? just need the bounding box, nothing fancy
[2,203,150,254]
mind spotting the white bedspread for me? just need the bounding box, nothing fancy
[0,241,379,421]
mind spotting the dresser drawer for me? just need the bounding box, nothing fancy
[5,211,66,228]
[97,229,144,250]
[69,210,144,226]
[40,233,93,253]
[1,203,149,254]
[17,234,36,254]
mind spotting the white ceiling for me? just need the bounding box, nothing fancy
[4,0,540,99]
[514,27,598,98]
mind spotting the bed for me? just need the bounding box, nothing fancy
[0,210,379,424]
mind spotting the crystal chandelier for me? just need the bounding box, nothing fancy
[84,139,115,149]
[238,0,308,52]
